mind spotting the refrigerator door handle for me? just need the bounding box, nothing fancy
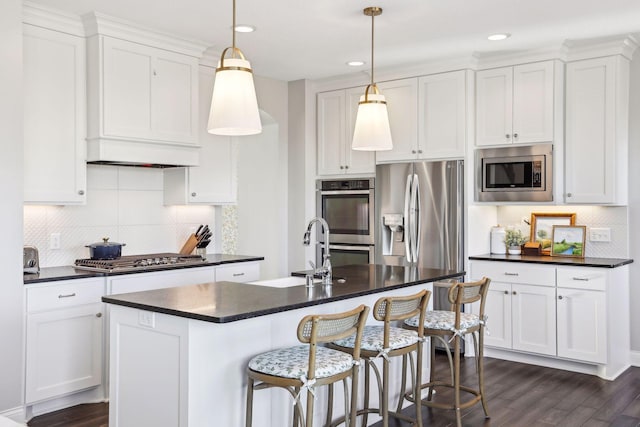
[404,174,413,263]
[412,173,421,262]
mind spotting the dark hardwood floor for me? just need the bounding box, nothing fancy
[28,354,640,427]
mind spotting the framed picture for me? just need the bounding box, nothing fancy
[551,225,586,257]
[530,212,576,255]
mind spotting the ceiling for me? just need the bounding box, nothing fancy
[31,0,640,81]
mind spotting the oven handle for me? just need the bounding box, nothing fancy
[328,245,373,251]
[319,190,372,196]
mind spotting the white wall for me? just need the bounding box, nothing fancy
[628,49,640,353]
[0,0,24,415]
[24,165,216,266]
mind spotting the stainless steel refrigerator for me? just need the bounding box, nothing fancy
[376,160,465,353]
[375,160,464,271]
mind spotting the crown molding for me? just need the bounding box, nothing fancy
[564,35,639,61]
[82,12,209,58]
[23,1,84,37]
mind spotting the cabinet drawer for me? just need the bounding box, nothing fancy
[27,278,105,313]
[557,267,606,291]
[215,262,260,283]
[470,261,555,286]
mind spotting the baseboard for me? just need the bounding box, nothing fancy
[631,350,640,367]
[0,407,26,424]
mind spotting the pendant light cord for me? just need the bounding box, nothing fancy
[370,12,375,86]
[232,0,237,53]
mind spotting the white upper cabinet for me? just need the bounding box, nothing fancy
[95,37,198,145]
[164,66,238,205]
[565,56,629,205]
[476,61,555,146]
[23,24,87,205]
[371,72,467,163]
[317,88,375,176]
[374,78,419,163]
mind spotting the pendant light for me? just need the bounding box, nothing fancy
[207,0,262,136]
[352,7,392,151]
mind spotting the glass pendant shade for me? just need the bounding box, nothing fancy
[352,93,393,151]
[207,57,262,136]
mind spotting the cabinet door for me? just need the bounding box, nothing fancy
[417,70,466,159]
[512,61,554,144]
[511,284,556,356]
[102,37,154,139]
[317,90,346,175]
[23,25,86,204]
[557,288,606,363]
[375,79,419,163]
[484,281,512,349]
[344,87,375,174]
[215,262,260,282]
[25,303,103,403]
[153,51,198,144]
[191,66,237,203]
[476,67,513,146]
[565,57,618,204]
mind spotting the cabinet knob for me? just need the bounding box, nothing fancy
[558,295,563,300]
[504,290,509,295]
[153,70,157,76]
[340,166,344,169]
[567,193,572,198]
[96,312,103,318]
[513,133,518,138]
[418,150,423,154]
[505,134,511,139]
[78,190,85,196]
[512,291,517,295]
[191,192,197,197]
[412,150,417,154]
[345,165,349,169]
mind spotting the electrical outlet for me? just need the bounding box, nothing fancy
[138,311,156,328]
[589,227,611,242]
[49,233,61,250]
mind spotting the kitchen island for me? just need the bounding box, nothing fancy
[102,264,463,427]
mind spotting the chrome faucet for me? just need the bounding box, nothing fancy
[303,217,332,285]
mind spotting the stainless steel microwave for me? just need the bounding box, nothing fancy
[475,144,553,202]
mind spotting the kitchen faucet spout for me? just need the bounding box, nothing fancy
[303,217,332,285]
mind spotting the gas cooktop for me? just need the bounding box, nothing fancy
[74,253,206,273]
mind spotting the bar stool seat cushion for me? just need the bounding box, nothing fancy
[404,310,480,331]
[248,345,354,379]
[333,325,419,351]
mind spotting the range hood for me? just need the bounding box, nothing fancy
[86,137,201,168]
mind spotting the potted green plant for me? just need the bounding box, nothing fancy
[504,229,526,255]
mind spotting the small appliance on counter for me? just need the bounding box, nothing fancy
[23,246,40,274]
[490,226,506,254]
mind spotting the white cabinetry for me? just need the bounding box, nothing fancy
[556,267,607,363]
[376,71,467,163]
[108,266,216,295]
[25,278,105,404]
[317,88,375,176]
[164,65,238,205]
[23,24,87,204]
[472,261,556,355]
[476,61,555,146]
[215,261,260,282]
[565,56,629,205]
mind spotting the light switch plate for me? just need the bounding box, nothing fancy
[589,227,611,242]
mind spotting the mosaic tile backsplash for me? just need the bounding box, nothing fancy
[24,165,220,267]
[496,205,629,258]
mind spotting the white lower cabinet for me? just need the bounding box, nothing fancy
[214,261,260,282]
[470,260,624,375]
[25,278,105,404]
[108,266,216,294]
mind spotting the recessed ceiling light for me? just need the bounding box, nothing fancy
[488,33,511,41]
[347,60,365,67]
[234,24,256,33]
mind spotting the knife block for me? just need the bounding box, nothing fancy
[179,234,198,255]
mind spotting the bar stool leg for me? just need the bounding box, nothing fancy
[245,377,254,427]
[361,360,370,427]
[326,383,334,426]
[453,334,462,427]
[478,330,489,417]
[415,342,423,427]
[305,385,315,427]
[382,357,389,427]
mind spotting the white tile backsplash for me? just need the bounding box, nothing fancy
[497,205,628,258]
[24,165,218,267]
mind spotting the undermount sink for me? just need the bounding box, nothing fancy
[247,276,321,288]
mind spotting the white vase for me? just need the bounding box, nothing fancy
[508,246,521,255]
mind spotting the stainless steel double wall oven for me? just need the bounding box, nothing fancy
[316,178,375,267]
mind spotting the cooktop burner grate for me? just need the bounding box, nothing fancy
[74,253,206,272]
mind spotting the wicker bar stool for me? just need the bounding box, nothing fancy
[330,289,431,427]
[245,304,370,427]
[403,278,491,427]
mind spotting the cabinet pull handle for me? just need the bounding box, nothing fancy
[572,277,589,281]
[504,272,519,276]
[58,293,76,299]
[96,312,103,318]
[505,134,511,139]
[233,272,245,277]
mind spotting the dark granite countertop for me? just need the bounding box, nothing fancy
[102,264,464,324]
[23,254,264,284]
[469,254,633,268]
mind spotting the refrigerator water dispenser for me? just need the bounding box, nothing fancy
[381,214,404,255]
